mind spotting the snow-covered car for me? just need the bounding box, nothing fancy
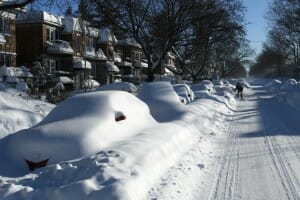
[191,80,215,98]
[96,82,138,93]
[172,84,195,104]
[0,91,156,172]
[138,81,186,122]
[265,79,282,93]
[281,79,298,91]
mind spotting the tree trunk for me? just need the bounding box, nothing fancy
[147,62,154,82]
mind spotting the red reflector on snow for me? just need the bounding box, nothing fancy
[115,114,126,122]
[25,158,49,171]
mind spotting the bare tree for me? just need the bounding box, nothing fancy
[267,0,300,66]
[82,0,194,81]
[0,0,34,10]
[172,0,248,82]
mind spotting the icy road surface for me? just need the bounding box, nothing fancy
[148,84,300,200]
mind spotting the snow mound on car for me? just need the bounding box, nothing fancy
[0,91,157,175]
[138,81,186,122]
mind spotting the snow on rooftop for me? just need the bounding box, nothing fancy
[98,28,118,43]
[95,48,107,60]
[73,59,92,70]
[83,47,96,58]
[134,61,148,68]
[61,17,81,33]
[85,26,99,38]
[118,38,142,48]
[84,79,100,88]
[16,10,62,26]
[106,62,120,72]
[0,10,16,19]
[47,40,74,55]
[52,76,74,84]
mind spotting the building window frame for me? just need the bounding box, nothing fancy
[0,54,11,66]
[134,51,141,62]
[44,58,57,74]
[46,27,59,42]
[0,17,10,34]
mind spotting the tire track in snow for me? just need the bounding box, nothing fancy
[261,96,300,200]
[264,135,299,200]
[208,111,240,200]
[146,101,231,200]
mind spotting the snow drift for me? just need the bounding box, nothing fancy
[0,80,239,200]
[0,91,157,175]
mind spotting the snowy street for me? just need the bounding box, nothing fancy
[1,79,300,200]
[0,0,298,199]
[209,84,300,200]
[147,82,300,200]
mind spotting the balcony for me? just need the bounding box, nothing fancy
[84,47,96,58]
[134,61,148,68]
[84,47,107,61]
[0,33,6,44]
[47,40,74,55]
[73,59,92,70]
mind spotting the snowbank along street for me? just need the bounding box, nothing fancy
[0,79,300,200]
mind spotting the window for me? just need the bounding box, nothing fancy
[75,35,81,54]
[0,17,10,34]
[47,28,58,42]
[134,51,142,62]
[91,62,97,77]
[0,54,11,66]
[87,37,95,49]
[45,59,57,74]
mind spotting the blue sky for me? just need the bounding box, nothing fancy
[242,0,271,58]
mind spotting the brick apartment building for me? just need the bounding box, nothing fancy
[13,10,178,89]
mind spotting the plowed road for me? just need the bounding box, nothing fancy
[148,84,300,200]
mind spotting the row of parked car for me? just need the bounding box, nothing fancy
[0,80,216,174]
[172,80,215,104]
[96,80,215,105]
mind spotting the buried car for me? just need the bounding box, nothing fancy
[191,80,215,99]
[96,82,138,93]
[138,81,186,122]
[173,84,195,104]
[0,91,156,173]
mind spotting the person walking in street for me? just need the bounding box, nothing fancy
[235,82,244,100]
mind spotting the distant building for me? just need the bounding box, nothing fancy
[15,11,118,88]
[15,10,150,89]
[153,51,179,82]
[116,38,148,83]
[0,10,17,67]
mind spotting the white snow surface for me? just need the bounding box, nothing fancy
[97,82,138,93]
[0,89,54,139]
[0,78,300,200]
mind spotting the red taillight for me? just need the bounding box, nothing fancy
[115,114,126,122]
